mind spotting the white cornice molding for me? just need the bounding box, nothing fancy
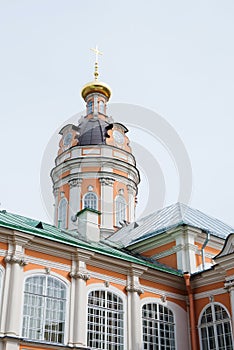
[194,287,226,300]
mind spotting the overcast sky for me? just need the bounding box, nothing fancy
[1,1,234,227]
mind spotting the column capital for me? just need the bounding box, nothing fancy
[69,178,83,188]
[69,271,90,281]
[127,184,135,195]
[224,280,234,292]
[4,254,27,266]
[126,284,144,295]
[53,187,59,196]
[99,177,115,186]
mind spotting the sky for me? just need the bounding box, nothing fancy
[1,1,234,227]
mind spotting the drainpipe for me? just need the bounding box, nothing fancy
[201,231,210,270]
[184,273,198,350]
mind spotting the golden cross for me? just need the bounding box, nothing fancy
[90,45,103,63]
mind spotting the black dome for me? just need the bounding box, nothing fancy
[77,117,111,146]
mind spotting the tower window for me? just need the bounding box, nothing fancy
[142,303,175,349]
[99,100,105,114]
[58,198,67,229]
[22,275,67,344]
[87,290,124,349]
[83,192,98,210]
[87,100,93,114]
[115,195,126,227]
[199,303,233,349]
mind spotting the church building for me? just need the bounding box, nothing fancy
[0,52,233,350]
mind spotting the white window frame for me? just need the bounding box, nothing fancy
[198,302,234,350]
[86,284,127,350]
[141,301,176,350]
[87,100,93,114]
[83,192,98,210]
[58,197,68,229]
[99,100,105,114]
[115,195,126,227]
[21,273,68,345]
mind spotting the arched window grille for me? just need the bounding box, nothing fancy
[99,100,105,114]
[87,100,93,114]
[115,195,126,226]
[87,290,124,350]
[22,275,67,344]
[199,303,233,350]
[58,198,67,229]
[83,192,98,210]
[142,303,175,350]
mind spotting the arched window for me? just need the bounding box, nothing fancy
[22,275,67,344]
[99,100,105,114]
[87,100,93,114]
[87,290,124,349]
[142,303,175,350]
[83,192,98,210]
[115,195,126,226]
[58,198,67,229]
[199,303,233,350]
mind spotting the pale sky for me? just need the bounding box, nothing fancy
[1,1,234,227]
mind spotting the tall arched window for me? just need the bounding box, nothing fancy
[199,303,233,350]
[99,100,105,114]
[115,195,126,226]
[58,198,67,229]
[87,290,124,350]
[87,100,93,114]
[22,275,67,344]
[142,303,175,350]
[83,192,98,210]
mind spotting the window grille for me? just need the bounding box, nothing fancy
[142,303,175,350]
[84,192,98,210]
[115,196,126,227]
[58,198,67,229]
[87,290,124,350]
[22,275,67,344]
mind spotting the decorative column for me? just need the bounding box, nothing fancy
[126,267,145,350]
[224,279,234,333]
[68,178,83,230]
[3,240,27,340]
[99,177,115,236]
[127,184,136,223]
[69,251,94,348]
[53,187,59,226]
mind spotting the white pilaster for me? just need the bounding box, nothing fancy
[127,184,136,223]
[70,252,93,348]
[126,272,144,350]
[4,242,27,337]
[99,178,115,234]
[53,187,59,226]
[225,281,234,333]
[68,178,83,230]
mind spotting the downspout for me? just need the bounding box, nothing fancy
[184,273,198,350]
[201,231,210,270]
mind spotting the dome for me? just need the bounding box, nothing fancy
[77,117,111,146]
[81,81,112,101]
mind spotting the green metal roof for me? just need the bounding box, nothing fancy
[0,210,182,277]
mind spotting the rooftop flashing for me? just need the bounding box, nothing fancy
[76,208,101,217]
[0,210,182,277]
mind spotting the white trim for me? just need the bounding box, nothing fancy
[21,271,70,346]
[86,283,127,350]
[198,302,234,350]
[140,297,189,350]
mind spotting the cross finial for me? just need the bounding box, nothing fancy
[90,45,103,63]
[90,45,103,81]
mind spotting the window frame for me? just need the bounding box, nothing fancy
[141,301,176,350]
[115,195,127,227]
[86,284,127,350]
[87,100,93,114]
[198,302,234,350]
[83,192,98,211]
[21,273,68,345]
[58,197,68,229]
